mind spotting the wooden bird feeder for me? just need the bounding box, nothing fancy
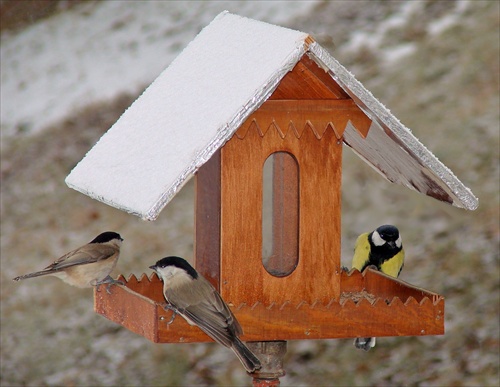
[66,12,477,384]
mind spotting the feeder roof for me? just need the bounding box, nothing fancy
[65,11,478,221]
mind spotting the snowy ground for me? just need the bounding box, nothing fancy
[1,0,472,142]
[1,1,498,386]
[1,1,319,142]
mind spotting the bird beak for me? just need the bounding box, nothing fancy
[149,265,156,271]
[388,241,396,248]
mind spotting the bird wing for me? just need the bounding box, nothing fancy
[351,232,371,271]
[166,277,242,347]
[45,244,117,271]
[380,248,405,278]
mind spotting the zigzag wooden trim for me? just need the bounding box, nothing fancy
[117,272,162,284]
[227,295,443,311]
[235,99,372,139]
[98,271,445,343]
[115,271,444,308]
[235,118,344,140]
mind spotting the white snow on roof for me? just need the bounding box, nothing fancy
[0,1,319,142]
[66,12,478,221]
[66,12,308,219]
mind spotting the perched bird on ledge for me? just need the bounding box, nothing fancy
[13,231,123,293]
[150,256,262,373]
[351,224,405,351]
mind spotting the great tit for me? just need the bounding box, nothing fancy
[13,231,123,293]
[149,256,262,373]
[351,225,404,351]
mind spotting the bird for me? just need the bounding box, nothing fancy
[149,256,262,373]
[13,231,124,293]
[351,224,405,351]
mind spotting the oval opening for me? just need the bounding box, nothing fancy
[262,151,299,277]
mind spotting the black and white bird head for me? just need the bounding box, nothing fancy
[149,256,198,287]
[370,225,402,250]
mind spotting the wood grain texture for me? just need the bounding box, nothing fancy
[92,52,442,343]
[237,100,372,139]
[220,110,343,306]
[94,274,162,342]
[269,55,350,100]
[194,149,221,290]
[94,270,444,343]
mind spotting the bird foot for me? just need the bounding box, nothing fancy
[354,337,376,351]
[160,303,178,325]
[95,275,125,294]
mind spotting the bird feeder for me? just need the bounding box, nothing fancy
[65,12,477,384]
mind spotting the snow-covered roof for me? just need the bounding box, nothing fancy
[66,11,478,221]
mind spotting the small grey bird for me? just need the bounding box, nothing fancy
[13,231,123,292]
[149,256,262,373]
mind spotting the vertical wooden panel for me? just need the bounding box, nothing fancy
[220,111,342,306]
[194,150,221,290]
[221,128,264,302]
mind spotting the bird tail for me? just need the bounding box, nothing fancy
[13,270,55,281]
[354,337,376,351]
[230,337,262,373]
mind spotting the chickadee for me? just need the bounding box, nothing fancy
[13,231,123,293]
[351,225,405,351]
[149,256,262,373]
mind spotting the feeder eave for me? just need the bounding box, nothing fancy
[308,43,478,211]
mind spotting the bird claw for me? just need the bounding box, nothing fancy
[160,303,177,325]
[95,276,124,294]
[354,337,376,351]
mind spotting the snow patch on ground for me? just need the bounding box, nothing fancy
[343,3,418,67]
[1,1,318,142]
[428,0,471,36]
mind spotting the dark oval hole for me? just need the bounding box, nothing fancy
[262,151,299,277]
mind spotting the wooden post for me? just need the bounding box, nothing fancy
[247,341,287,386]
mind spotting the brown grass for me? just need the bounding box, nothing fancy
[1,1,498,386]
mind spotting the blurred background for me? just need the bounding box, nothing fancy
[1,1,498,385]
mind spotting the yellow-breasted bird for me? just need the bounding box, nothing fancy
[351,224,405,351]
